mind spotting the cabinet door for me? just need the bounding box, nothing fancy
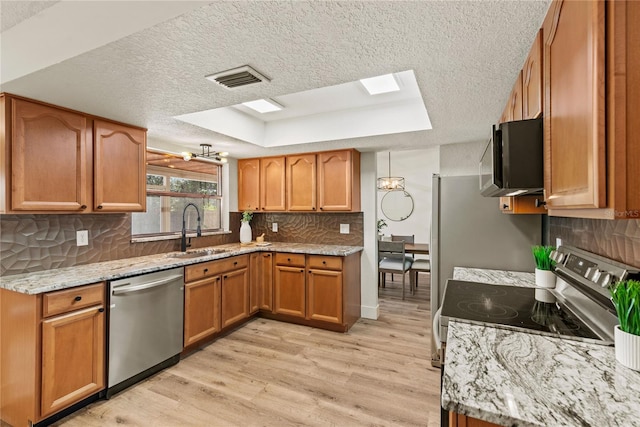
[259,253,274,311]
[41,306,105,418]
[508,72,523,122]
[523,30,543,119]
[93,120,146,212]
[307,268,342,324]
[260,156,286,211]
[543,0,606,209]
[286,153,316,211]
[11,99,90,211]
[250,252,274,313]
[238,158,260,211]
[318,150,355,211]
[274,265,306,318]
[184,276,221,346]
[221,268,249,328]
[249,253,260,314]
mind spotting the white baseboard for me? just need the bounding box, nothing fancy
[360,304,379,320]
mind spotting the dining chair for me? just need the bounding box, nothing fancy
[410,259,430,292]
[378,241,414,300]
[390,235,415,281]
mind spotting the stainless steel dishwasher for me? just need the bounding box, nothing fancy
[107,267,184,397]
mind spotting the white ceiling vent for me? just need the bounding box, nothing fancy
[205,65,270,89]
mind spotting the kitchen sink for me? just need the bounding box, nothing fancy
[166,249,228,259]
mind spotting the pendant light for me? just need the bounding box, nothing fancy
[377,152,405,191]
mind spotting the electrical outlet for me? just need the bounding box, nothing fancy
[272,223,278,232]
[340,224,349,234]
[76,230,89,246]
[556,238,562,248]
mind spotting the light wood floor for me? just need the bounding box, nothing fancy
[54,272,441,427]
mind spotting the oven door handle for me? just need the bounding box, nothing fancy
[433,307,442,349]
[112,275,183,296]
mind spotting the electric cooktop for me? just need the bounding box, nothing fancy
[440,280,604,342]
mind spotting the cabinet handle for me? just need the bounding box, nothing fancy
[74,296,82,302]
[224,275,228,279]
[300,269,304,273]
[502,204,509,209]
[322,261,326,264]
[312,207,316,210]
[204,268,209,273]
[217,277,220,281]
[80,205,87,210]
[264,254,270,258]
[534,199,546,208]
[98,308,105,313]
[287,258,291,262]
[97,205,103,209]
[319,207,324,210]
[234,261,238,265]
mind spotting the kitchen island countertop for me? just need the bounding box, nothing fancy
[443,267,640,427]
[0,242,362,295]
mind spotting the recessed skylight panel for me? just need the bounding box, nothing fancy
[242,99,283,113]
[360,74,400,95]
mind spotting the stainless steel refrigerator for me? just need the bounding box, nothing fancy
[430,174,542,362]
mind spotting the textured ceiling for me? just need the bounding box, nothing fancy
[0,0,552,158]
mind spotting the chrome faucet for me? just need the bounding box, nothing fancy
[181,203,202,252]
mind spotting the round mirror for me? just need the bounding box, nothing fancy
[381,191,414,221]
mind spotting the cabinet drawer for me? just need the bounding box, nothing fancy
[307,255,342,271]
[185,255,249,282]
[274,253,306,267]
[43,283,105,318]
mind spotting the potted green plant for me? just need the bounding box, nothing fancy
[377,219,387,239]
[611,279,640,371]
[240,210,253,244]
[532,245,556,288]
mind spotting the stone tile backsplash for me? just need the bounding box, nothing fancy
[548,217,640,267]
[0,211,363,276]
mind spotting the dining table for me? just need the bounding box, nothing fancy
[404,243,429,255]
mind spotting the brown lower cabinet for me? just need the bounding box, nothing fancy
[271,252,360,331]
[449,412,501,427]
[183,254,249,348]
[0,282,106,426]
[250,252,274,312]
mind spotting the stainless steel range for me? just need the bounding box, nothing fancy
[440,246,639,347]
[437,246,639,427]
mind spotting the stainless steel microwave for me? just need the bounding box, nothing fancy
[479,117,543,197]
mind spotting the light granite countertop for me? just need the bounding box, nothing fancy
[442,321,640,427]
[0,242,363,295]
[443,267,640,426]
[453,266,536,287]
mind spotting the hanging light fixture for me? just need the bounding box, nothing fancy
[181,144,228,163]
[377,152,405,191]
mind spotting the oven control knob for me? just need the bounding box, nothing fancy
[599,273,614,288]
[585,267,595,279]
[553,251,565,264]
[590,269,602,282]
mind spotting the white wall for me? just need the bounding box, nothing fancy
[376,148,440,244]
[360,152,379,319]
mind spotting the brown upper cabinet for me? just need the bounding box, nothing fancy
[237,158,260,211]
[500,71,523,124]
[93,120,146,212]
[0,94,147,214]
[543,0,640,219]
[238,156,286,212]
[317,149,361,212]
[522,30,543,119]
[287,153,317,211]
[240,149,361,213]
